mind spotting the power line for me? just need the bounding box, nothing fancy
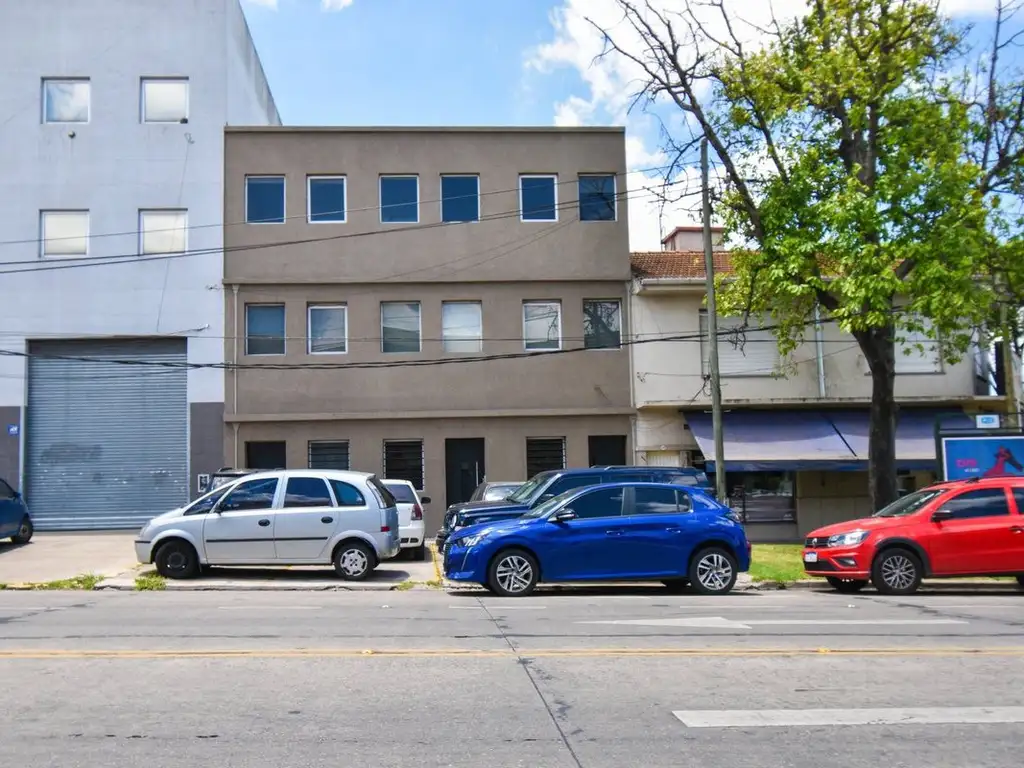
[0,162,682,249]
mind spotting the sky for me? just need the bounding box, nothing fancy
[241,0,1014,250]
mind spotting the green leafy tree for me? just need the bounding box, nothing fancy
[593,0,1018,509]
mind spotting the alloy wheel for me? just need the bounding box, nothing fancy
[495,555,533,594]
[880,554,917,591]
[696,552,733,592]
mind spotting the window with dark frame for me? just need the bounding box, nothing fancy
[578,174,616,221]
[330,479,366,507]
[583,300,621,349]
[245,176,285,223]
[245,441,286,470]
[380,176,419,223]
[381,301,421,353]
[245,304,285,356]
[283,477,333,508]
[440,175,480,222]
[307,440,350,470]
[942,488,1011,519]
[383,439,425,490]
[632,486,679,515]
[526,437,566,477]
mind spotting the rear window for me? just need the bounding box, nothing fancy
[384,482,417,503]
[368,476,398,508]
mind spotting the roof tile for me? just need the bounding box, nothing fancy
[630,250,733,279]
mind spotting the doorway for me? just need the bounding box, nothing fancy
[245,441,286,470]
[445,438,485,506]
[588,435,627,467]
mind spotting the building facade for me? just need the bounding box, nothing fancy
[223,127,633,534]
[0,0,279,529]
[629,231,1003,541]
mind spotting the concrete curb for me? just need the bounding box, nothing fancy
[95,578,435,592]
[747,579,1023,592]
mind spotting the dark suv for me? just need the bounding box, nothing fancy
[434,465,711,549]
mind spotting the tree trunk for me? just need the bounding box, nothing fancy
[857,328,899,512]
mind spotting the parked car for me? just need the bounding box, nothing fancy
[442,481,750,596]
[435,466,712,550]
[468,481,523,503]
[382,479,430,561]
[802,476,1024,595]
[0,477,33,545]
[135,470,400,580]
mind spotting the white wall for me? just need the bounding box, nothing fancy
[0,0,278,408]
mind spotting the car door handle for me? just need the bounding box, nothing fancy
[605,530,624,536]
[664,527,682,534]
[1011,526,1023,534]
[258,519,270,527]
[321,516,334,524]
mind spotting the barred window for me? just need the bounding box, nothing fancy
[383,439,424,490]
[308,440,350,470]
[526,437,566,478]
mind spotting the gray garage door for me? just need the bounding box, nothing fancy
[26,338,188,530]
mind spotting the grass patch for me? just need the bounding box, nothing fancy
[424,578,443,589]
[134,572,166,591]
[392,580,415,591]
[748,544,806,584]
[0,583,7,590]
[27,573,102,591]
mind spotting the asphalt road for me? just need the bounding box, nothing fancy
[2,586,1024,768]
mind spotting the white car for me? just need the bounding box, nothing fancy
[381,479,429,561]
[134,470,401,580]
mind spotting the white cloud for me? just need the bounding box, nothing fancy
[531,0,1004,249]
[321,0,355,9]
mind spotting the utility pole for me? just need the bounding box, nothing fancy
[701,138,727,501]
[1000,296,1020,428]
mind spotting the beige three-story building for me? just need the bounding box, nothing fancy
[222,127,633,533]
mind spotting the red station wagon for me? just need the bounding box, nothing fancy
[802,477,1024,595]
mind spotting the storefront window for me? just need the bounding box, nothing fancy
[718,471,796,523]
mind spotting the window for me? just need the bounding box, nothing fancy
[895,316,942,374]
[218,477,279,512]
[588,435,627,466]
[141,78,188,123]
[1014,488,1024,513]
[369,476,398,507]
[526,437,566,477]
[245,304,286,356]
[381,301,421,353]
[308,440,350,470]
[583,300,621,349]
[383,481,418,504]
[246,176,285,224]
[941,488,1011,519]
[0,479,16,499]
[40,211,89,257]
[520,175,557,221]
[245,441,286,469]
[42,79,89,123]
[578,174,616,221]
[139,209,187,254]
[185,485,231,516]
[725,471,795,523]
[566,487,625,519]
[442,301,483,353]
[307,176,346,223]
[545,473,601,498]
[523,301,562,351]
[699,311,780,377]
[330,479,366,507]
[633,486,680,515]
[380,176,419,223]
[283,477,333,508]
[441,175,480,222]
[383,440,425,490]
[308,305,347,354]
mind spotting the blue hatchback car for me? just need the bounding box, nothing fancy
[442,482,750,597]
[0,477,33,545]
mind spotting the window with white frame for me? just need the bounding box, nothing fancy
[895,316,942,374]
[139,210,187,254]
[520,175,557,221]
[381,301,421,353]
[442,301,483,353]
[523,301,562,351]
[308,304,348,354]
[583,299,621,349]
[246,304,286,356]
[40,211,89,257]
[42,79,90,123]
[141,78,188,123]
[307,176,346,223]
[699,311,780,377]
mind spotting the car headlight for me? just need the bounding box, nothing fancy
[457,531,489,547]
[828,530,869,547]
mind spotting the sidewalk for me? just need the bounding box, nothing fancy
[0,532,137,586]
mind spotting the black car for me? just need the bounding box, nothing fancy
[434,465,711,549]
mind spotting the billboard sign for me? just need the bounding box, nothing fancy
[940,435,1024,481]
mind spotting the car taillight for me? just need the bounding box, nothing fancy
[380,525,391,532]
[412,504,423,521]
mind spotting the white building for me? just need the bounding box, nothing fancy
[0,0,279,528]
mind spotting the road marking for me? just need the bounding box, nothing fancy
[672,707,1024,728]
[2,646,1023,660]
[448,605,546,610]
[581,617,969,629]
[217,606,322,610]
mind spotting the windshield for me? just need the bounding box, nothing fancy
[521,488,577,519]
[873,487,949,517]
[484,483,520,501]
[185,484,232,515]
[506,472,554,503]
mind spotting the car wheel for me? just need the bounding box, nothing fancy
[1016,575,1024,588]
[871,549,922,595]
[689,547,738,595]
[662,579,690,593]
[826,576,868,593]
[488,549,539,597]
[11,515,33,545]
[154,540,200,580]
[411,544,427,561]
[333,541,374,581]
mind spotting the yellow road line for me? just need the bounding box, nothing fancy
[2,647,1024,659]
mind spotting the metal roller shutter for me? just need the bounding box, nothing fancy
[526,437,566,477]
[26,338,188,530]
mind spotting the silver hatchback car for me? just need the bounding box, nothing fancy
[135,470,401,580]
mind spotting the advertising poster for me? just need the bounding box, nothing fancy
[941,435,1024,481]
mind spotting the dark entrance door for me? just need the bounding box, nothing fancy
[445,438,485,506]
[588,435,627,467]
[245,441,286,470]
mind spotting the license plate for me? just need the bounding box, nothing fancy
[803,551,818,563]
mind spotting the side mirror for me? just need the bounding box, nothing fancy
[552,509,576,523]
[421,496,432,505]
[931,508,953,523]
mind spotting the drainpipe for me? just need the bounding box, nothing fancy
[814,303,826,398]
[232,284,240,466]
